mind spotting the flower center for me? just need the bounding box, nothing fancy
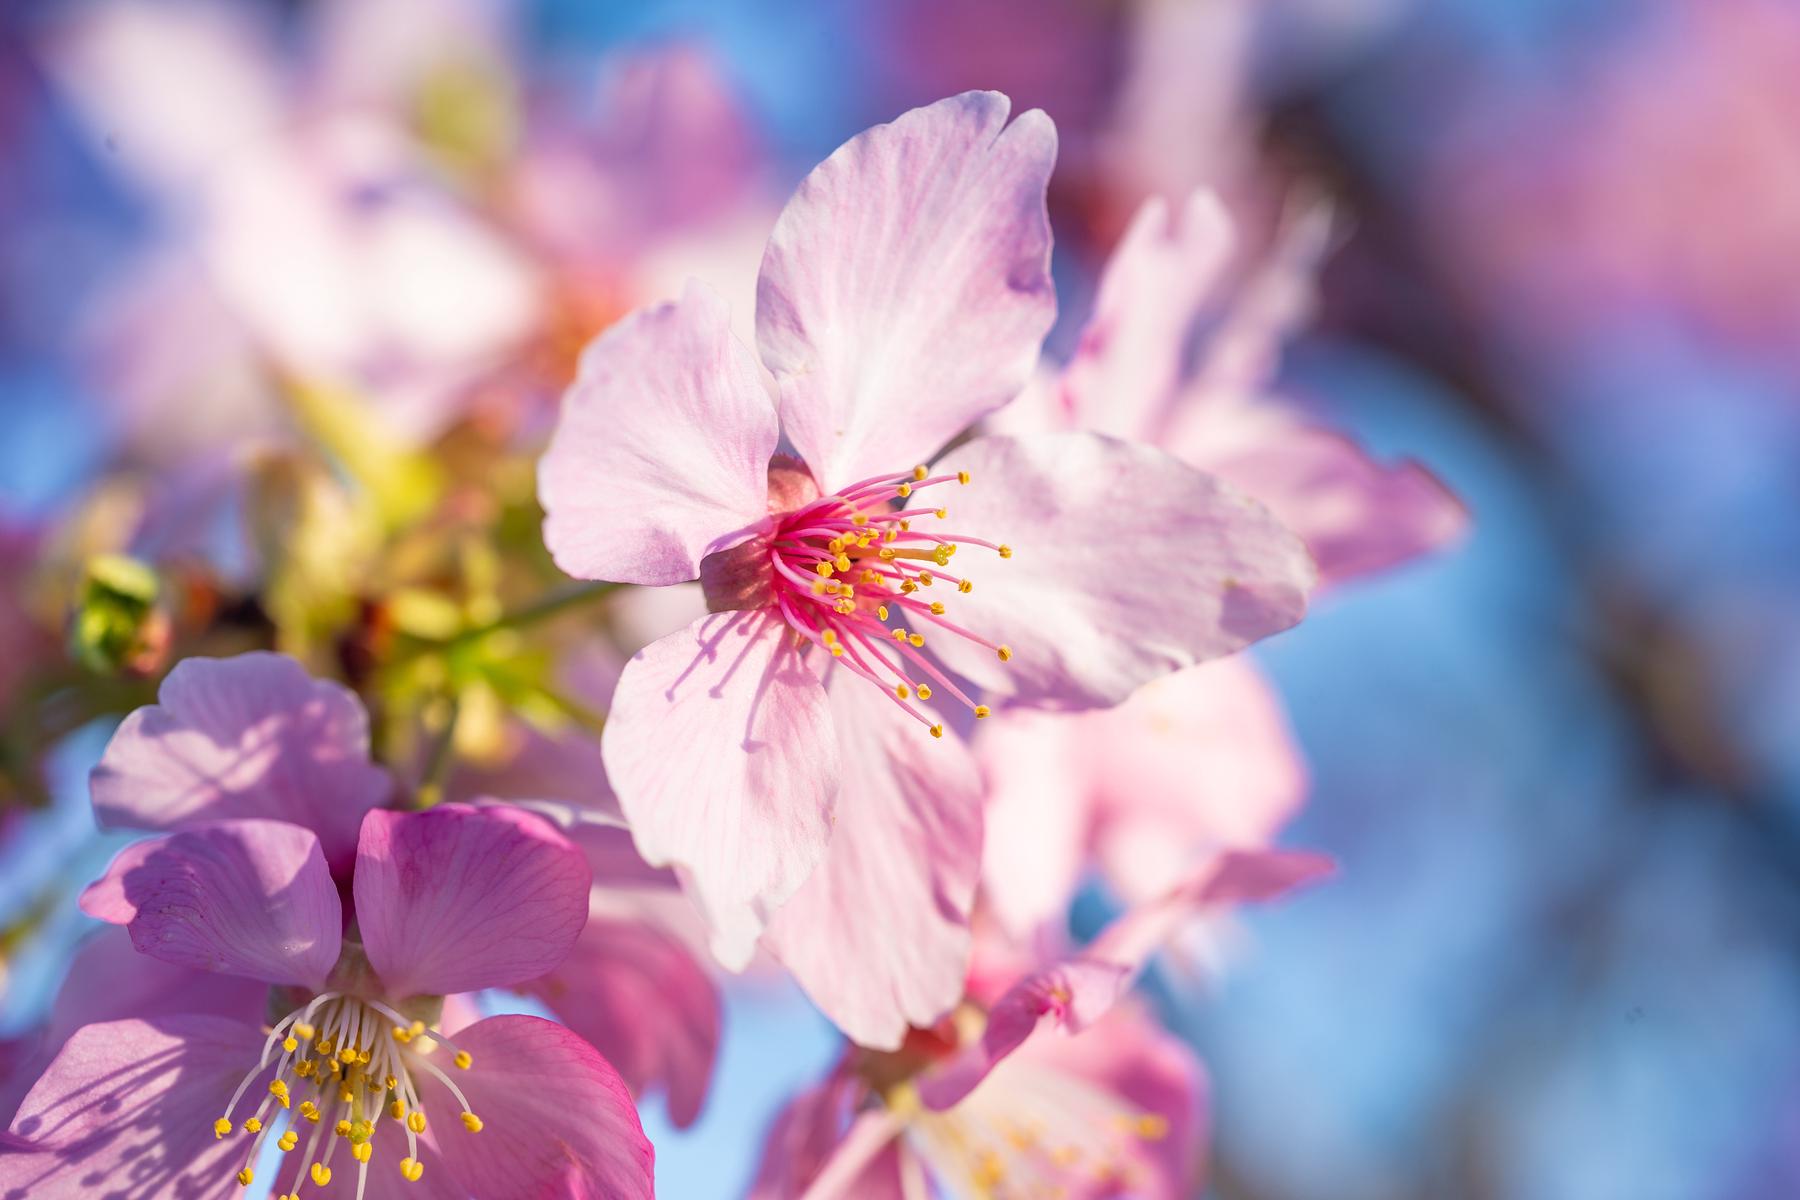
[891,1066,1169,1200]
[212,993,481,1196]
[763,464,1014,738]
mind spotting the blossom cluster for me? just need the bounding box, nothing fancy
[0,4,1465,1197]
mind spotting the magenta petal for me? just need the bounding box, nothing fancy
[757,91,1058,492]
[355,806,591,998]
[303,1115,463,1200]
[761,672,983,1050]
[79,820,341,989]
[747,1072,860,1200]
[525,915,721,1129]
[89,652,393,873]
[413,1015,654,1200]
[601,610,838,969]
[539,279,779,586]
[0,1015,265,1199]
[917,959,1128,1111]
[917,432,1315,708]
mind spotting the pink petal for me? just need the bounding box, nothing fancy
[792,1110,906,1200]
[602,610,838,969]
[303,1114,463,1200]
[89,652,393,873]
[923,849,1332,1110]
[975,708,1096,938]
[0,925,268,1127]
[412,1015,654,1200]
[539,279,779,586]
[748,1072,861,1200]
[1056,191,1235,442]
[0,1015,266,1196]
[761,671,984,1049]
[1084,847,1336,973]
[525,916,721,1128]
[757,91,1057,492]
[917,432,1315,707]
[355,806,591,998]
[1182,415,1469,587]
[79,819,342,989]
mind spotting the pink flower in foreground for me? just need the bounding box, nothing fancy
[750,850,1331,1199]
[538,92,1315,1038]
[2,804,654,1199]
[87,650,721,1130]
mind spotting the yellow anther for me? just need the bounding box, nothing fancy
[899,519,911,532]
[339,1086,356,1103]
[454,1051,473,1071]
[811,580,828,595]
[957,470,971,485]
[895,684,910,699]
[892,628,907,641]
[408,1111,427,1134]
[300,1101,320,1122]
[268,1079,289,1099]
[391,1026,412,1044]
[351,1120,372,1142]
[461,1112,484,1133]
[908,633,925,647]
[913,465,928,481]
[828,538,844,553]
[339,1046,360,1065]
[933,508,947,519]
[878,547,896,561]
[917,685,933,700]
[929,724,944,739]
[929,601,945,615]
[974,705,991,719]
[353,1141,373,1164]
[213,1117,232,1139]
[283,1035,298,1053]
[385,1074,398,1090]
[390,1100,406,1121]
[974,1152,1003,1186]
[884,529,898,542]
[244,1117,262,1134]
[295,1059,316,1078]
[851,513,868,527]
[958,579,973,593]
[814,561,833,577]
[860,534,875,548]
[278,1131,298,1152]
[896,482,912,498]
[829,644,845,657]
[834,554,851,572]
[997,644,1013,662]
[900,580,917,594]
[1135,1114,1170,1140]
[237,1168,254,1187]
[998,544,1013,558]
[336,1120,353,1138]
[918,571,933,586]
[877,605,890,620]
[294,1023,315,1041]
[820,628,838,643]
[400,1157,425,1182]
[311,1164,333,1187]
[315,1038,333,1055]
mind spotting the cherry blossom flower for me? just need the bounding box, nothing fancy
[1,803,654,1200]
[538,91,1316,1036]
[748,850,1331,1199]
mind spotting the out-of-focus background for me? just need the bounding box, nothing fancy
[2,0,1797,1197]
